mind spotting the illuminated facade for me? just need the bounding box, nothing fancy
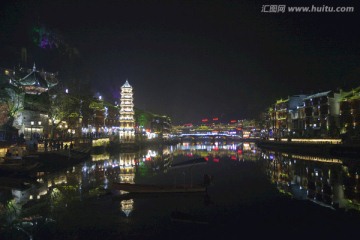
[303,91,341,137]
[119,80,135,143]
[151,115,172,139]
[339,87,360,133]
[273,98,290,138]
[267,92,342,138]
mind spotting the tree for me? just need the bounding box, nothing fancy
[47,87,83,138]
[0,83,24,127]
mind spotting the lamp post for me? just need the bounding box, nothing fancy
[38,121,42,139]
[30,121,34,139]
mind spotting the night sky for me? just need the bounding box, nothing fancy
[1,0,360,124]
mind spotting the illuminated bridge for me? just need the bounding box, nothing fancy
[176,133,258,142]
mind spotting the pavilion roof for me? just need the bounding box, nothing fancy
[8,64,58,94]
[19,70,48,88]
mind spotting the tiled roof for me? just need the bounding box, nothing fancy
[303,91,332,100]
[6,65,58,91]
[19,70,48,88]
[276,98,289,104]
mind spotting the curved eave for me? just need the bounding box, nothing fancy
[46,81,58,89]
[8,79,21,87]
[19,71,50,89]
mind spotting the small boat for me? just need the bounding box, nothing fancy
[0,161,41,174]
[2,145,39,162]
[2,145,28,161]
[0,176,38,190]
[170,211,209,224]
[112,182,206,193]
[0,145,40,174]
[170,157,207,169]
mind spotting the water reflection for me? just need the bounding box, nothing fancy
[260,150,360,211]
[1,141,360,239]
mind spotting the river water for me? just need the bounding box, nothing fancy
[1,141,360,239]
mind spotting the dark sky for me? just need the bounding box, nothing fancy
[1,0,360,124]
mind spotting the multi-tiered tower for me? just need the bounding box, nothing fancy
[119,80,135,143]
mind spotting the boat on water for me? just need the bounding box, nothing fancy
[106,142,140,153]
[112,157,209,194]
[170,211,209,224]
[0,176,38,190]
[34,146,91,170]
[170,157,208,169]
[3,146,24,161]
[112,182,207,193]
[0,146,41,174]
[2,145,38,161]
[0,160,41,174]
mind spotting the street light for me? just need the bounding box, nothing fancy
[30,121,34,139]
[104,106,108,127]
[38,121,42,138]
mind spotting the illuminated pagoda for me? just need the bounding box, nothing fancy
[119,80,135,143]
